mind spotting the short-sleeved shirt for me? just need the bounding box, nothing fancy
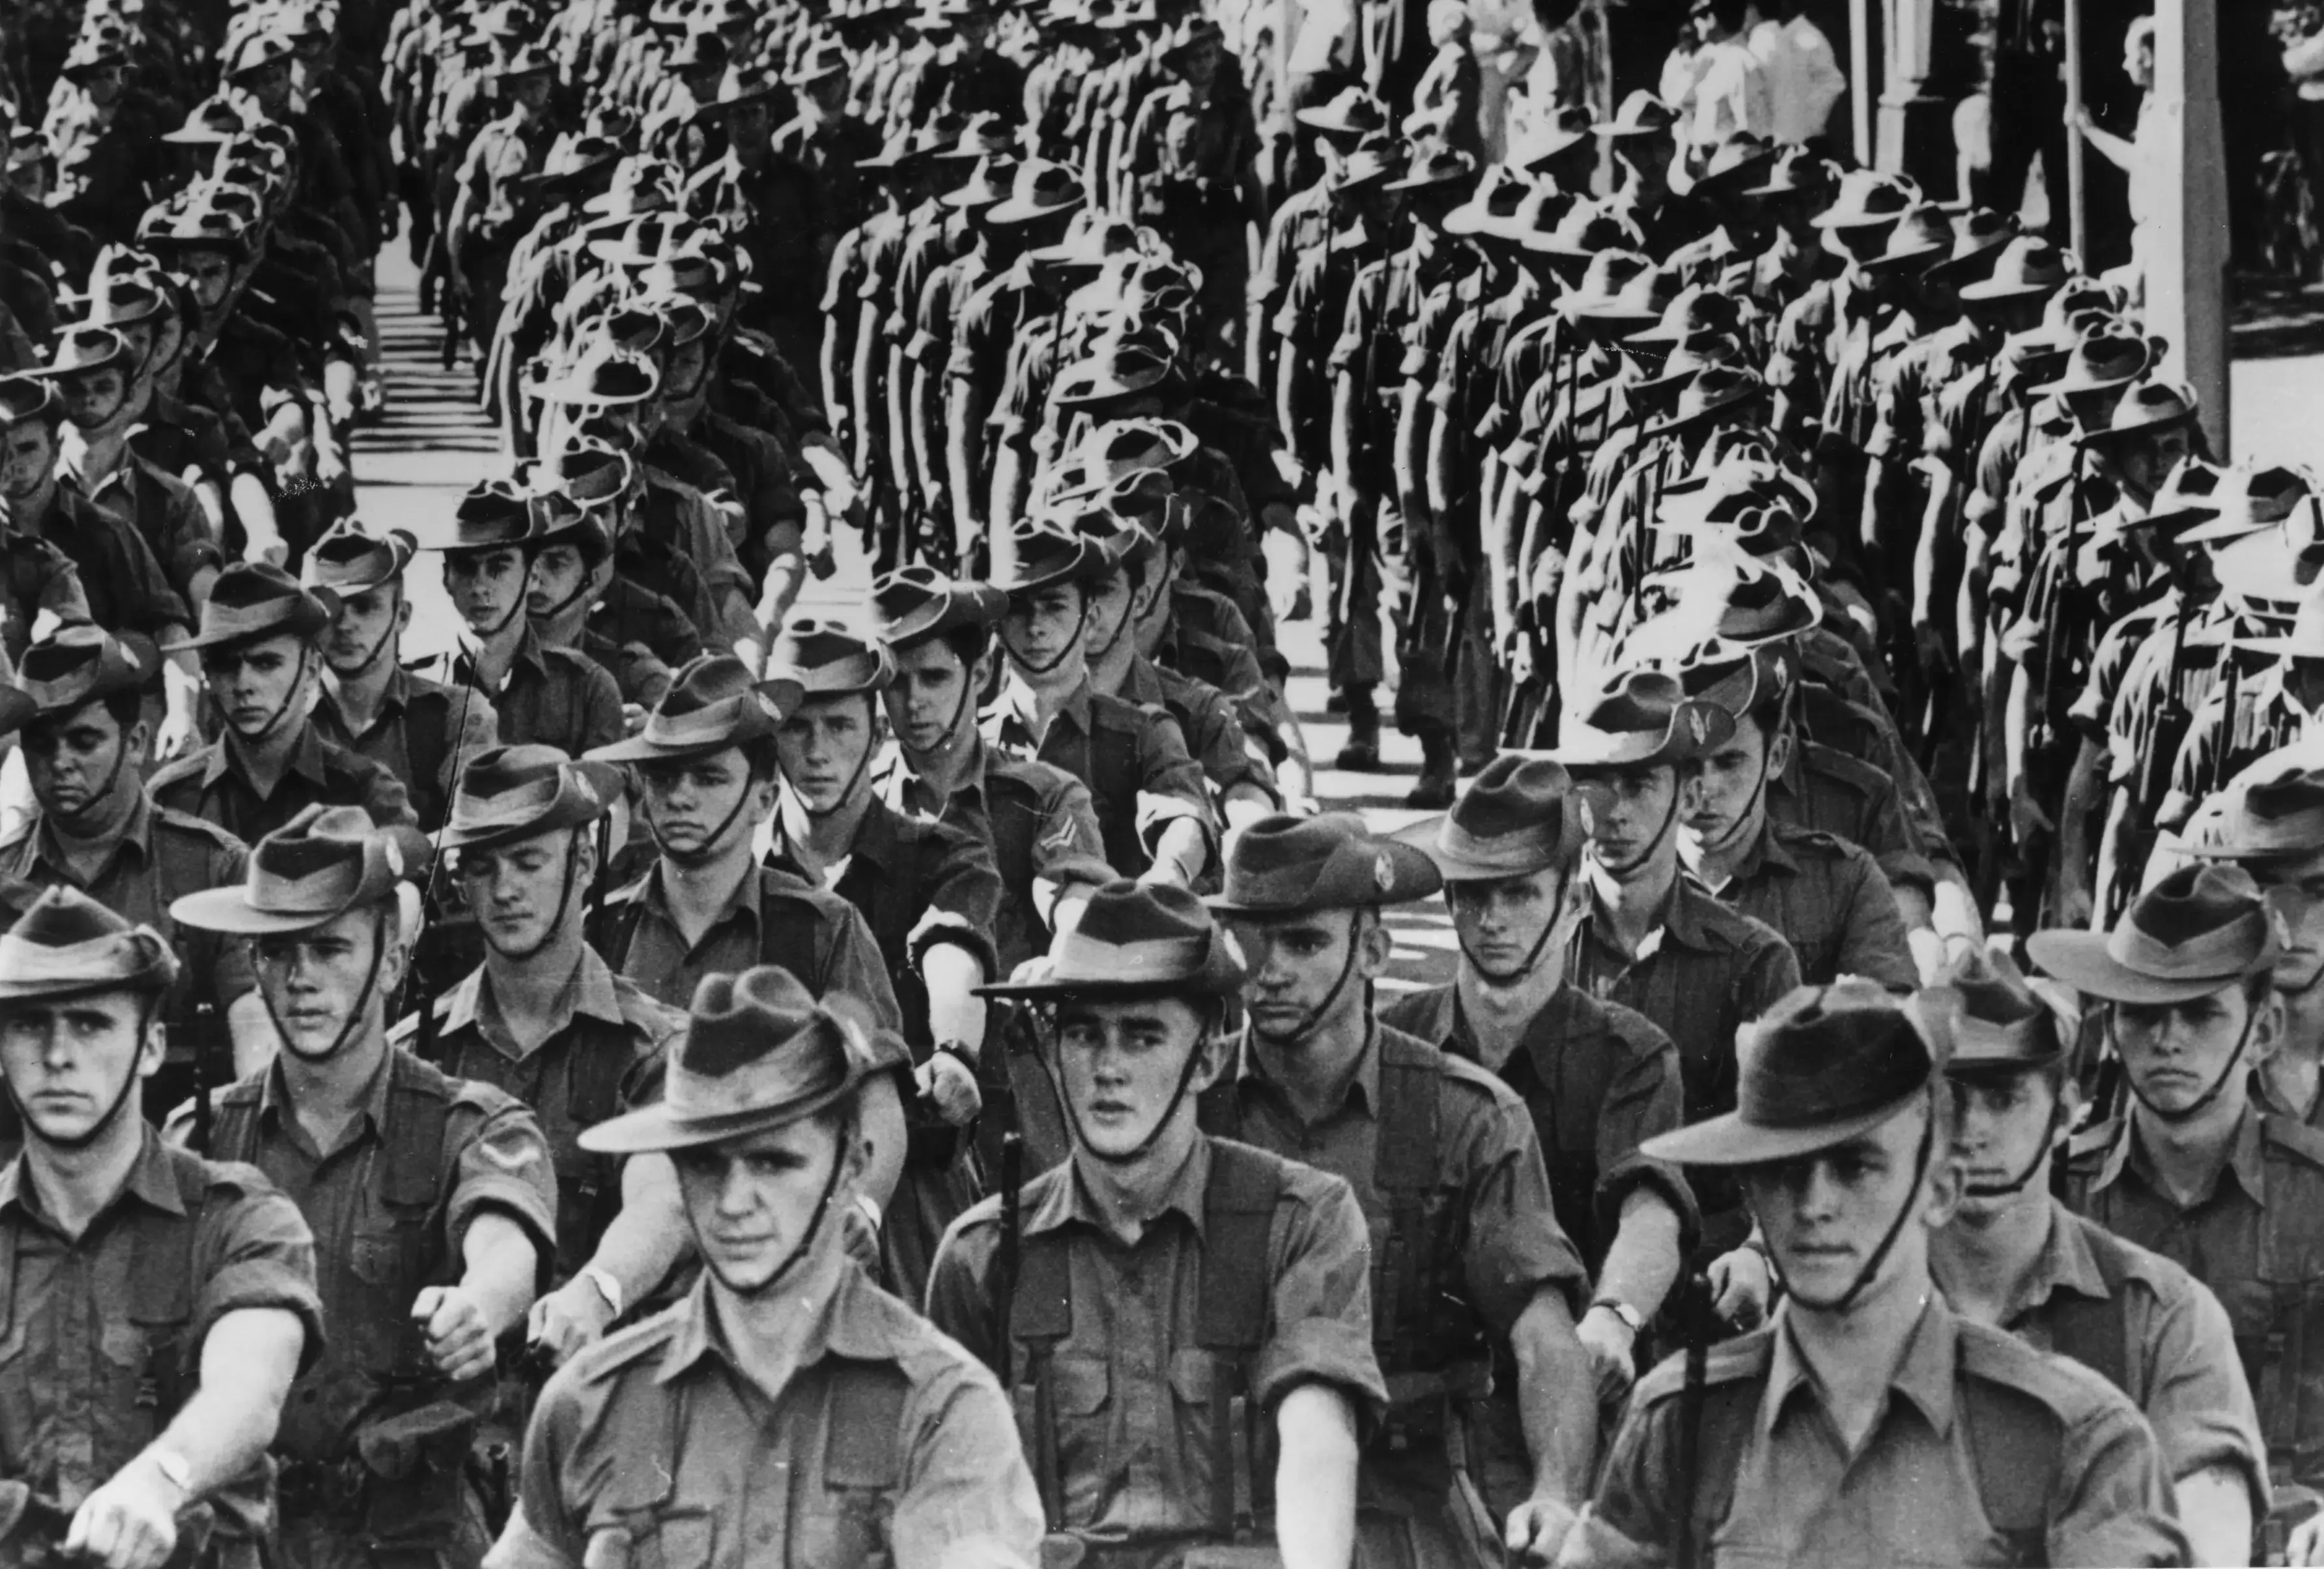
[165,1045,557,1458]
[423,625,625,761]
[1559,1297,2189,1568]
[1120,655,1278,808]
[63,453,220,608]
[983,679,1215,881]
[1768,740,1934,895]
[1953,1197,2267,1512]
[490,1261,1045,1569]
[0,1133,322,1533]
[149,721,425,864]
[311,664,502,832]
[2063,1107,2324,1492]
[418,951,681,1280]
[29,485,190,642]
[0,793,254,1023]
[596,860,905,1030]
[925,1136,1388,1549]
[1695,820,1918,991]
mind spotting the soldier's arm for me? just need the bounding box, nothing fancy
[1275,1383,1361,1569]
[1131,712,1216,887]
[1258,1169,1377,1569]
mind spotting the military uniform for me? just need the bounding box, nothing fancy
[1695,821,1917,990]
[28,484,191,642]
[417,626,624,761]
[312,666,503,833]
[150,722,424,856]
[983,678,1215,881]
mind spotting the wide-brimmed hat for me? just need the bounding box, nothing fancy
[302,518,416,595]
[939,153,1019,209]
[1294,85,1389,137]
[439,744,623,853]
[1959,234,2071,302]
[871,565,1006,648]
[786,36,851,83]
[1641,981,1947,1165]
[1924,206,2020,279]
[581,966,881,1154]
[1505,191,1639,261]
[1512,106,1596,170]
[1626,283,1745,348]
[2132,456,2226,536]
[1642,365,1766,437]
[1630,329,1747,394]
[2078,376,2196,446]
[8,627,156,720]
[988,160,1085,225]
[1736,145,1835,200]
[2236,580,2324,659]
[1384,143,1477,197]
[580,158,679,218]
[1159,15,1223,62]
[172,804,408,936]
[29,325,130,380]
[534,341,660,407]
[2029,862,2280,1005]
[1054,330,1180,409]
[1596,89,1676,140]
[2211,493,2324,603]
[2183,744,2324,860]
[1938,944,2076,1073]
[1441,164,1529,237]
[1857,204,1953,272]
[991,518,1112,595]
[664,28,730,72]
[1559,249,1654,318]
[0,886,177,1003]
[1809,169,1916,229]
[979,880,1247,998]
[224,31,295,76]
[66,272,167,334]
[1208,813,1440,915]
[2179,464,2314,547]
[1575,262,1679,325]
[766,619,894,700]
[1654,453,1815,533]
[406,477,533,555]
[688,63,783,116]
[589,653,787,763]
[0,377,59,431]
[2034,327,2151,399]
[1072,417,1198,483]
[1550,668,1735,770]
[1692,131,1775,192]
[160,562,338,654]
[1391,754,1587,881]
[491,42,556,77]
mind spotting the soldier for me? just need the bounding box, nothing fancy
[1201,813,1602,1561]
[417,745,692,1362]
[168,805,559,1569]
[1928,943,2265,1566]
[1547,981,2189,1568]
[150,564,425,866]
[446,46,559,356]
[928,880,1386,1566]
[410,480,625,759]
[486,964,1046,1569]
[0,886,320,1569]
[2040,864,2324,1555]
[305,520,501,834]
[761,620,1001,1297]
[522,455,701,714]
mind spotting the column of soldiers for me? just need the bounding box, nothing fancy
[5,0,2324,1561]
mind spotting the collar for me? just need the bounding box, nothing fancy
[0,1125,188,1232]
[1720,813,1796,884]
[1763,1293,1957,1439]
[1121,654,1169,706]
[994,675,1092,744]
[317,664,414,732]
[1028,1133,1214,1240]
[2111,1102,2267,1206]
[210,718,331,792]
[1997,1199,2114,1328]
[258,1039,397,1143]
[873,737,990,819]
[1231,1017,1380,1122]
[655,1249,898,1389]
[439,945,627,1060]
[644,855,764,936]
[29,788,157,882]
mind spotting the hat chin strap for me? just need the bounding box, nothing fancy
[236,646,313,751]
[268,909,389,1066]
[1456,896,1570,987]
[1006,598,1090,679]
[1596,784,1682,880]
[2117,1004,2256,1125]
[10,995,155,1153]
[480,836,584,963]
[1783,1102,1934,1316]
[55,729,139,833]
[1249,927,1365,1049]
[1961,1101,2060,1198]
[649,772,759,868]
[1051,1001,1219,1168]
[1695,736,1774,860]
[797,739,876,822]
[698,1131,853,1300]
[336,606,402,680]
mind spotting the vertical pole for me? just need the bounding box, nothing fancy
[1851,0,1873,165]
[2150,0,2230,457]
[2063,0,2088,261]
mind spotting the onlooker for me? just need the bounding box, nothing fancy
[1748,0,1846,147]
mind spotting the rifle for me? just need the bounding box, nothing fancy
[1670,1271,1716,1569]
[186,999,220,1156]
[997,1132,1023,1389]
[0,1479,215,1568]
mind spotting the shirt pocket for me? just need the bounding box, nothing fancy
[629,1509,716,1569]
[789,1488,894,1569]
[1045,1354,1114,1523]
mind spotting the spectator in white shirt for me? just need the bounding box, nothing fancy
[1748,0,1847,145]
[1675,0,1774,155]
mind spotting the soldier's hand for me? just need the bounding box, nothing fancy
[528,1276,617,1364]
[622,701,649,736]
[413,1286,497,1383]
[1708,1245,1773,1329]
[64,1455,180,1569]
[840,1194,883,1274]
[917,1049,982,1126]
[2009,776,2055,845]
[1504,1495,1580,1568]
[2287,1510,2324,1565]
[1575,1304,1637,1406]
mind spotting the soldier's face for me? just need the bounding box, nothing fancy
[2112,982,2278,1118]
[1743,1099,1959,1312]
[638,747,773,859]
[525,544,593,618]
[255,908,405,1060]
[22,700,147,823]
[512,72,552,111]
[727,100,771,148]
[1229,908,1387,1044]
[243,59,292,113]
[885,637,987,756]
[664,339,709,401]
[116,320,159,375]
[776,694,877,814]
[2248,849,2324,1017]
[82,64,124,106]
[201,634,307,738]
[444,546,530,634]
[461,827,591,956]
[183,251,237,313]
[1445,866,1581,982]
[60,369,128,430]
[0,987,160,1145]
[1689,712,1785,847]
[1170,39,1221,86]
[1081,568,1136,662]
[1946,1067,2066,1219]
[1573,762,1692,871]
[673,1112,860,1294]
[1053,995,1220,1157]
[1002,584,1086,673]
[324,582,406,673]
[0,421,57,502]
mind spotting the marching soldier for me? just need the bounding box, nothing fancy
[486,965,1046,1569]
[446,46,560,354]
[0,885,321,1569]
[168,805,560,1569]
[304,520,500,834]
[928,880,1387,1567]
[1927,943,2265,1566]
[1201,813,1602,1561]
[1548,981,2189,1567]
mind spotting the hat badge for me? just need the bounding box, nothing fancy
[1688,707,1708,745]
[1374,851,1395,894]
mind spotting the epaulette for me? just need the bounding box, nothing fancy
[611,973,686,1049]
[1802,741,1892,801]
[2262,1111,2324,1172]
[145,750,212,793]
[1771,822,1852,857]
[562,1305,687,1389]
[1629,1324,1775,1409]
[2064,1116,2121,1166]
[152,804,244,854]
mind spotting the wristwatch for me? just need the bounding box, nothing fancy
[580,1265,625,1320]
[149,1449,193,1499]
[1590,1297,1647,1335]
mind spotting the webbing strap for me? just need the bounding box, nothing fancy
[2039,1226,2132,1399]
[1372,1032,1438,1374]
[382,1049,453,1210]
[823,1360,909,1490]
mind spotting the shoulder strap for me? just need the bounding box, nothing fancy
[1961,1377,2063,1544]
[2037,1224,2133,1397]
[755,873,832,989]
[1686,1377,1761,1569]
[594,1351,683,1532]
[1371,1030,1441,1373]
[383,1049,453,1209]
[210,1083,264,1165]
[823,1359,910,1491]
[1197,1140,1279,1353]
